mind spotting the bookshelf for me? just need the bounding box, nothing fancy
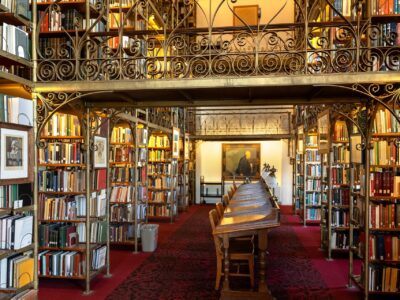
[0,94,35,299]
[37,112,109,294]
[301,129,322,225]
[109,109,148,252]
[350,106,400,297]
[177,135,189,212]
[319,114,352,259]
[188,139,195,206]
[294,125,304,215]
[147,131,177,222]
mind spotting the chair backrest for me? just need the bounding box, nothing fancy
[233,183,238,191]
[228,189,233,199]
[222,194,230,207]
[216,202,224,219]
[209,209,223,256]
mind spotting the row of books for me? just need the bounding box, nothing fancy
[148,163,173,175]
[332,145,350,163]
[305,192,320,205]
[39,142,84,164]
[0,215,32,250]
[331,209,349,227]
[76,221,107,243]
[136,127,148,145]
[369,203,400,228]
[38,170,86,193]
[0,23,29,60]
[109,147,134,163]
[148,176,174,189]
[0,95,32,126]
[369,171,400,196]
[332,167,350,185]
[92,169,107,191]
[110,167,134,183]
[0,0,29,19]
[306,164,321,177]
[42,113,81,137]
[333,0,352,17]
[38,250,84,277]
[372,108,400,134]
[306,179,321,191]
[368,265,400,292]
[148,135,170,148]
[0,183,31,209]
[0,252,33,289]
[92,245,107,270]
[333,121,349,141]
[110,186,134,203]
[39,192,106,220]
[332,188,350,205]
[149,150,171,162]
[371,23,400,47]
[330,232,349,250]
[371,0,400,15]
[306,208,321,220]
[305,150,320,162]
[39,9,83,32]
[108,12,146,31]
[305,135,318,147]
[136,166,147,183]
[110,224,135,243]
[110,203,146,222]
[111,126,133,144]
[370,140,400,165]
[148,205,174,217]
[38,223,78,248]
[369,234,400,261]
[148,191,174,203]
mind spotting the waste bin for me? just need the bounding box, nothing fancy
[141,224,159,252]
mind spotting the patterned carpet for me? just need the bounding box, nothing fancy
[106,206,342,300]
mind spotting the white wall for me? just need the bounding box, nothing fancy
[195,140,293,205]
[196,0,295,28]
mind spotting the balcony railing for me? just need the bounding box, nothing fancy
[35,0,400,82]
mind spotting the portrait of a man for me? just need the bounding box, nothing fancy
[222,144,260,179]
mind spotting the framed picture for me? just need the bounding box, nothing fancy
[94,136,107,168]
[172,127,180,159]
[184,133,190,160]
[0,123,33,183]
[318,110,330,154]
[233,5,259,26]
[350,135,362,164]
[222,143,260,179]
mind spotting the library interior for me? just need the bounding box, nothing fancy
[0,0,399,299]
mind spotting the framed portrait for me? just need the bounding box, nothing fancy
[94,136,107,168]
[172,127,180,159]
[222,143,261,179]
[318,110,330,154]
[0,124,33,183]
[184,133,190,160]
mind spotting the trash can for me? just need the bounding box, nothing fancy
[141,224,159,252]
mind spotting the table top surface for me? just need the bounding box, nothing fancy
[214,181,280,235]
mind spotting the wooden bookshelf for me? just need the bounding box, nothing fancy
[37,112,110,294]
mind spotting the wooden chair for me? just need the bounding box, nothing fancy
[209,209,255,290]
[216,202,224,220]
[228,189,233,200]
[233,183,238,191]
[222,194,230,207]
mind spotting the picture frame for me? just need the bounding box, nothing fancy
[172,127,180,159]
[233,5,259,26]
[94,136,107,168]
[0,123,33,184]
[222,143,261,179]
[318,110,330,154]
[350,135,362,164]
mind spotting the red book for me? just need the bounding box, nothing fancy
[371,204,377,228]
[96,169,107,190]
[369,235,375,260]
[385,235,392,260]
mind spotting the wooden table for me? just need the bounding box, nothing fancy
[213,180,280,300]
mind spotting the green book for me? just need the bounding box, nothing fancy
[0,94,4,122]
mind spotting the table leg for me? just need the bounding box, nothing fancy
[258,229,269,293]
[222,235,230,291]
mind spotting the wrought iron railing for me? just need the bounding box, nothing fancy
[35,0,400,82]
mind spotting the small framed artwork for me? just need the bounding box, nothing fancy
[184,133,190,160]
[350,135,362,164]
[0,123,33,183]
[318,110,330,154]
[94,136,107,168]
[172,127,180,159]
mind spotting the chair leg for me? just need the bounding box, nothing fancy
[248,257,255,288]
[216,258,222,290]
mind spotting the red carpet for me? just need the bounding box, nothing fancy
[39,205,362,300]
